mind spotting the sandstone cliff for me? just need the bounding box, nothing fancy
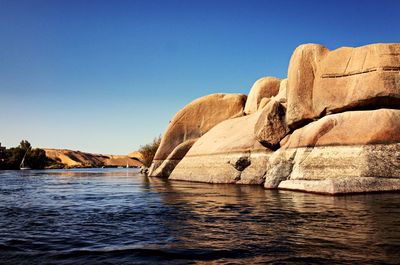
[44,149,143,168]
[150,43,400,195]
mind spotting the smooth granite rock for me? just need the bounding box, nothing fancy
[282,109,400,148]
[286,43,400,129]
[152,43,400,195]
[150,93,246,176]
[263,109,400,194]
[244,77,280,115]
[170,112,271,184]
[150,139,197,177]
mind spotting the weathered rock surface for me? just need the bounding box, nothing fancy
[283,109,400,148]
[150,93,247,175]
[254,99,289,150]
[244,77,280,115]
[286,44,329,128]
[274,78,287,103]
[278,176,400,195]
[275,143,400,194]
[170,112,271,184]
[150,139,197,177]
[286,43,400,129]
[151,43,400,195]
[264,109,400,194]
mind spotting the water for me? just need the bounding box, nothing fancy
[0,169,399,265]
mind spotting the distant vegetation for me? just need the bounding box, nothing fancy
[0,140,55,170]
[138,136,161,167]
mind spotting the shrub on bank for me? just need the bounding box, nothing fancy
[138,136,161,167]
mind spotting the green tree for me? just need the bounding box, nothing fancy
[19,140,31,152]
[27,148,47,169]
[4,147,25,169]
[138,135,161,167]
[0,140,50,170]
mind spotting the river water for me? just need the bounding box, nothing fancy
[0,169,399,264]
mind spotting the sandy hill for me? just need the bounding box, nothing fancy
[44,148,143,168]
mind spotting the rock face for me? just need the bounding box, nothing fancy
[150,139,197,177]
[150,43,400,195]
[170,112,271,184]
[286,43,400,129]
[149,93,247,176]
[271,143,400,194]
[274,79,287,103]
[254,99,289,150]
[282,109,400,148]
[264,109,400,194]
[244,77,281,115]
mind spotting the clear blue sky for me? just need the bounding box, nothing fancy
[1,0,399,154]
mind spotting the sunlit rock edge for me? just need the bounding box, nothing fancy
[150,43,400,195]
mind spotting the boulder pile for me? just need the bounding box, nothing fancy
[149,43,400,194]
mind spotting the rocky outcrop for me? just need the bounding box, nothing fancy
[150,43,400,195]
[244,77,281,114]
[149,93,246,176]
[44,149,143,168]
[268,143,400,194]
[170,111,271,184]
[264,109,400,194]
[282,109,400,148]
[286,43,400,129]
[254,99,289,150]
[150,139,197,177]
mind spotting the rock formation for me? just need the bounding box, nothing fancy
[265,109,400,193]
[286,43,400,129]
[244,77,281,114]
[254,99,289,150]
[150,43,400,195]
[149,93,246,176]
[150,139,197,177]
[170,111,270,184]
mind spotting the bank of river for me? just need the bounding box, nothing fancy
[0,168,399,264]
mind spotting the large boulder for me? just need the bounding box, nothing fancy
[244,77,280,115]
[286,43,400,129]
[254,99,289,150]
[150,93,246,176]
[170,111,271,184]
[286,44,329,128]
[265,109,400,194]
[282,109,400,148]
[255,78,287,111]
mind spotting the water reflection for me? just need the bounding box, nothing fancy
[139,177,399,264]
[0,169,398,264]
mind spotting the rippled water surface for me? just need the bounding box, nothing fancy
[0,169,399,264]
